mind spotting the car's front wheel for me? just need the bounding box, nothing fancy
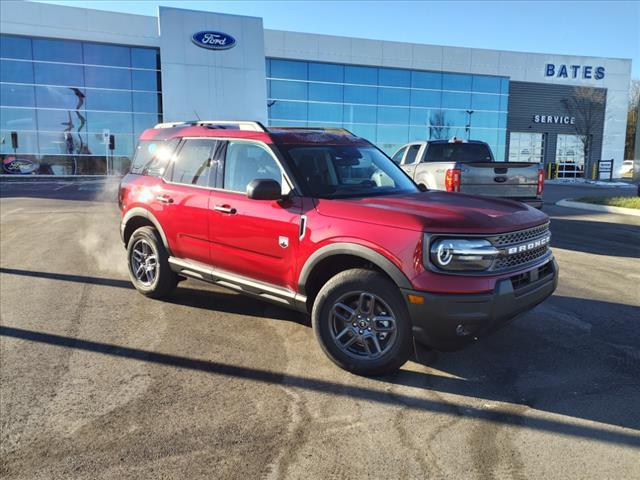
[127,226,177,298]
[312,268,412,375]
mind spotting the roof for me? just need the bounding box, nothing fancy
[138,121,371,146]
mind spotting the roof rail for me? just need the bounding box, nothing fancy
[153,120,267,132]
[268,126,356,136]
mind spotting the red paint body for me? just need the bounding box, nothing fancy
[120,125,550,296]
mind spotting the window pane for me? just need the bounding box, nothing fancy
[36,109,85,133]
[0,107,37,130]
[87,132,133,157]
[343,104,377,123]
[345,123,376,141]
[500,78,510,95]
[270,59,307,80]
[34,63,84,86]
[0,130,38,153]
[134,113,160,136]
[132,92,161,113]
[35,86,86,109]
[83,43,130,67]
[171,139,214,186]
[308,103,342,123]
[85,89,132,112]
[33,38,82,63]
[470,111,500,128]
[309,62,343,82]
[410,108,432,126]
[378,68,410,87]
[378,87,410,106]
[86,111,133,134]
[132,69,159,91]
[500,95,509,112]
[471,93,501,111]
[308,82,343,102]
[270,80,307,100]
[441,109,467,126]
[376,125,408,147]
[411,71,441,89]
[1,35,32,59]
[441,92,471,109]
[270,101,307,121]
[0,83,35,107]
[411,90,440,108]
[345,65,377,85]
[38,131,88,155]
[85,66,131,89]
[224,141,283,192]
[472,75,501,93]
[344,85,377,104]
[377,106,409,124]
[409,125,432,142]
[1,59,34,83]
[131,48,159,69]
[442,73,472,91]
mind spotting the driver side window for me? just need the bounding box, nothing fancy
[222,141,290,194]
[391,146,407,164]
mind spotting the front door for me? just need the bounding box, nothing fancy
[157,138,218,265]
[209,140,302,289]
[401,143,423,178]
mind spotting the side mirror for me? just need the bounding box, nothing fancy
[417,183,428,192]
[247,178,282,200]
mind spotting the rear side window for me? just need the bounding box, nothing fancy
[130,139,178,177]
[425,143,493,163]
[404,145,421,165]
[169,139,217,186]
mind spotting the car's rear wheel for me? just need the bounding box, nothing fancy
[127,226,177,298]
[312,268,412,375]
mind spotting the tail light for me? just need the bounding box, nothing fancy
[537,168,544,196]
[445,168,461,192]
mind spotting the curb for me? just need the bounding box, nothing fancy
[556,199,640,217]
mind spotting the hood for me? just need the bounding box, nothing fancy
[314,191,548,234]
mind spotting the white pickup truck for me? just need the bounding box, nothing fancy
[392,139,544,208]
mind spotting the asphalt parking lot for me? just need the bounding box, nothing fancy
[1,179,639,479]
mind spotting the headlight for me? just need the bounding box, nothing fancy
[428,238,499,271]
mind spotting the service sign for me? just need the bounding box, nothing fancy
[192,31,236,50]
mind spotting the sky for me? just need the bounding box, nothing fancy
[35,0,640,77]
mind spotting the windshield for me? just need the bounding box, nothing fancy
[426,143,493,163]
[279,145,418,198]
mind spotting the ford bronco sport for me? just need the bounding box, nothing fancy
[119,121,557,375]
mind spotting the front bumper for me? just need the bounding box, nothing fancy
[402,258,558,350]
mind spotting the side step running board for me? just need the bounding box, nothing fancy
[168,257,308,312]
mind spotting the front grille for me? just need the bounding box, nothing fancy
[494,245,549,270]
[491,223,550,247]
[490,222,551,272]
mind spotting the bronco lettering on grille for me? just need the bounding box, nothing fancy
[505,235,550,255]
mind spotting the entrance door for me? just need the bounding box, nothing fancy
[556,134,587,179]
[209,140,302,289]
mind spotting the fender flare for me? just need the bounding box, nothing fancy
[121,207,172,254]
[297,242,412,295]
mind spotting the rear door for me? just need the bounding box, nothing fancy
[400,143,423,179]
[209,140,302,289]
[156,138,218,265]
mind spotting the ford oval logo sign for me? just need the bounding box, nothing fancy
[191,31,236,50]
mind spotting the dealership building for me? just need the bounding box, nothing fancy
[0,1,632,177]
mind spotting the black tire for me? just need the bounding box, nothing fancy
[126,226,177,298]
[312,268,412,376]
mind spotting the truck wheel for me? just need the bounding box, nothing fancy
[127,226,177,298]
[312,268,412,375]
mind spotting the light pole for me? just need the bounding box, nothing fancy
[465,110,474,140]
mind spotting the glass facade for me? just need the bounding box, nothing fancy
[556,134,588,178]
[0,34,161,175]
[266,58,508,159]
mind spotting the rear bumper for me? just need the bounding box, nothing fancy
[509,197,543,209]
[402,258,558,350]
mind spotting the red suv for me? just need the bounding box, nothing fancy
[119,121,557,375]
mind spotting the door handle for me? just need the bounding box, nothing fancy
[214,205,237,214]
[156,195,173,203]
